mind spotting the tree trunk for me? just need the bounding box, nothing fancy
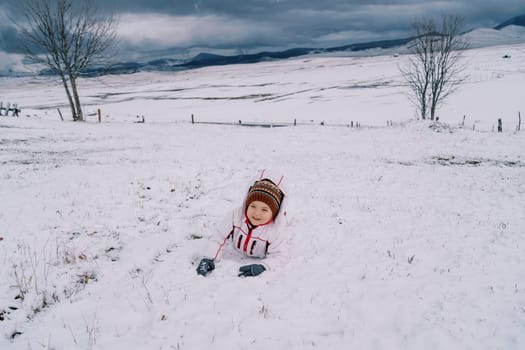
[59,74,77,121]
[70,76,84,121]
[420,104,427,120]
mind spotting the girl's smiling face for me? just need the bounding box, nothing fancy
[246,200,273,226]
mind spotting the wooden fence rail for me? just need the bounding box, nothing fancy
[190,114,363,128]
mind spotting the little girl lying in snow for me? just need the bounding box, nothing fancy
[196,170,288,277]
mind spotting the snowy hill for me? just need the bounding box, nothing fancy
[0,42,524,350]
[464,25,525,48]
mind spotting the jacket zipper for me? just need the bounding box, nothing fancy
[243,224,255,253]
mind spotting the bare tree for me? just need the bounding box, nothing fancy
[14,0,117,121]
[401,15,468,121]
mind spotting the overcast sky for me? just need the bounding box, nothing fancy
[1,0,525,59]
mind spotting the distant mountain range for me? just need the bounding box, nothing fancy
[494,14,525,30]
[83,14,525,76]
[7,14,525,77]
[83,37,413,76]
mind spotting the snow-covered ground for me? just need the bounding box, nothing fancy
[1,42,524,350]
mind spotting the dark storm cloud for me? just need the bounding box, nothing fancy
[0,27,25,54]
[1,1,525,56]
[0,5,23,53]
[96,0,525,52]
[99,0,524,25]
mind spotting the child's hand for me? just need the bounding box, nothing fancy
[238,264,266,277]
[196,258,215,276]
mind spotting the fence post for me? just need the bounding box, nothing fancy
[98,108,101,123]
[57,108,64,121]
[294,118,296,126]
[498,118,502,132]
[518,112,521,132]
[191,114,194,124]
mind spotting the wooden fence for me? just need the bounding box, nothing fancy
[189,114,363,128]
[0,102,21,117]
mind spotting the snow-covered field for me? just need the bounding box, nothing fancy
[1,42,524,350]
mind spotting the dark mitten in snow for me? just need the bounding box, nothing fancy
[196,258,215,276]
[238,264,266,277]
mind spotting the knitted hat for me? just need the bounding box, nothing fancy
[245,179,284,218]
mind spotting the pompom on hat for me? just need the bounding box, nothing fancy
[244,179,285,218]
